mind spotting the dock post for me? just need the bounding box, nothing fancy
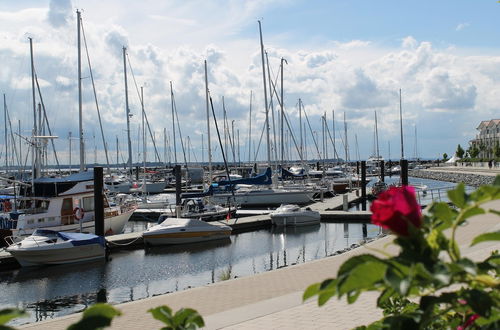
[356,161,360,175]
[135,165,139,181]
[174,165,181,206]
[400,159,409,186]
[388,160,392,177]
[361,161,367,211]
[94,166,104,237]
[343,194,348,211]
[380,160,385,182]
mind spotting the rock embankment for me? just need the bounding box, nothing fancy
[410,169,496,187]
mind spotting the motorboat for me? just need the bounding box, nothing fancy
[142,217,232,246]
[157,198,235,222]
[270,204,321,226]
[0,171,136,241]
[104,175,132,193]
[5,229,106,267]
[210,186,316,207]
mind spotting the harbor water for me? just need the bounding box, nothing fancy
[1,222,380,325]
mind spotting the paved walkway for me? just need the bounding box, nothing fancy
[425,166,500,176]
[20,198,500,330]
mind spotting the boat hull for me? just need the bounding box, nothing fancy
[270,213,320,226]
[143,229,231,246]
[8,244,104,267]
[211,190,315,206]
[10,208,134,238]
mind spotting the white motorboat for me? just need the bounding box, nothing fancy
[142,218,232,246]
[104,175,132,193]
[210,187,316,207]
[0,171,136,241]
[157,198,235,222]
[270,204,321,226]
[5,229,106,267]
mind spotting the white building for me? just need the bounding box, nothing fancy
[469,119,500,158]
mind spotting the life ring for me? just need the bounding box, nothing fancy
[73,207,85,220]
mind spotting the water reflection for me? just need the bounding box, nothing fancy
[1,222,381,326]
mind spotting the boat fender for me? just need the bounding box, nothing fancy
[73,207,85,220]
[3,201,11,212]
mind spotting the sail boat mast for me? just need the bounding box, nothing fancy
[375,110,380,159]
[123,47,132,174]
[258,20,270,166]
[204,60,212,184]
[77,10,84,172]
[29,37,37,182]
[399,88,404,159]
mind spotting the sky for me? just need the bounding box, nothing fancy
[0,0,499,167]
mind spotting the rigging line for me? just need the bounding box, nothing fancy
[4,103,21,169]
[253,118,266,162]
[323,116,340,160]
[301,100,322,161]
[265,52,278,166]
[209,94,235,202]
[126,54,161,162]
[80,17,110,173]
[172,89,189,170]
[34,74,61,173]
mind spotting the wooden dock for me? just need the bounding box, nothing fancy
[0,190,370,269]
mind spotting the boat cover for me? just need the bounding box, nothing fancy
[281,168,306,179]
[216,167,272,186]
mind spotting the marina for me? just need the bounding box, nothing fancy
[0,2,499,328]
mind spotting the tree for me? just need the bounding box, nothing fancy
[468,145,480,158]
[442,153,448,161]
[493,141,500,158]
[456,144,465,158]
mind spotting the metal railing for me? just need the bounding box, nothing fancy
[416,186,475,206]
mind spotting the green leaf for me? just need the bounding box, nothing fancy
[385,267,411,296]
[381,315,419,329]
[337,260,386,297]
[173,308,204,328]
[337,254,385,276]
[346,290,362,304]
[376,288,396,307]
[491,209,500,216]
[67,304,121,330]
[456,258,477,275]
[318,288,337,306]
[303,283,321,301]
[493,174,500,187]
[428,202,455,229]
[471,231,500,246]
[460,206,485,224]
[448,183,467,208]
[463,289,494,317]
[148,306,174,327]
[449,238,461,260]
[0,309,27,326]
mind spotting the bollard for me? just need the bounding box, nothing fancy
[361,161,366,200]
[343,194,348,211]
[174,164,181,206]
[320,190,324,202]
[380,160,385,183]
[400,159,409,186]
[94,167,104,237]
[175,205,182,218]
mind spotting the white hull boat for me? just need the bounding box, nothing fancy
[0,171,136,241]
[211,188,315,207]
[143,218,232,246]
[6,229,106,267]
[270,204,321,226]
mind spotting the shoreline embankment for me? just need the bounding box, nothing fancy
[410,168,497,187]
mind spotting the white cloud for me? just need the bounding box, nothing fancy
[0,2,499,163]
[456,22,470,31]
